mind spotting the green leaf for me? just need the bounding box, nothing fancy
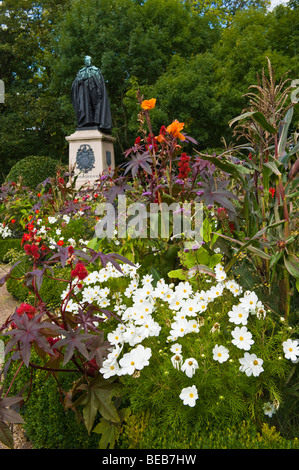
[284,254,299,279]
[278,107,293,157]
[296,278,299,292]
[87,238,100,250]
[78,375,121,434]
[279,142,299,165]
[188,264,216,277]
[194,153,251,182]
[270,250,283,269]
[0,421,14,449]
[202,218,212,242]
[229,110,278,134]
[229,111,257,127]
[290,79,299,104]
[93,419,119,449]
[251,112,278,134]
[167,269,188,280]
[263,161,281,176]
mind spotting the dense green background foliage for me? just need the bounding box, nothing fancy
[0,0,298,181]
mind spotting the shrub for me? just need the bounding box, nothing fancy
[119,413,299,449]
[5,156,61,190]
[0,239,22,263]
[3,352,98,449]
[6,257,71,307]
[6,256,32,301]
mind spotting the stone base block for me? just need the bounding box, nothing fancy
[66,128,115,188]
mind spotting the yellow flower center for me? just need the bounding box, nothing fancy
[253,360,258,365]
[189,393,194,398]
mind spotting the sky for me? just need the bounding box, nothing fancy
[268,0,290,10]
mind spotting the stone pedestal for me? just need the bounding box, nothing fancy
[66,128,115,188]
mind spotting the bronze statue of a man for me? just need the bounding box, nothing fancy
[71,55,112,134]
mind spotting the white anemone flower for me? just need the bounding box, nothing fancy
[228,304,249,325]
[239,352,264,377]
[170,343,182,354]
[231,326,254,351]
[207,283,224,300]
[180,298,201,317]
[213,344,229,363]
[118,344,152,375]
[175,281,193,298]
[187,319,200,334]
[181,357,199,378]
[107,330,124,346]
[100,357,121,378]
[282,339,299,362]
[263,402,276,418]
[179,385,198,407]
[171,353,183,370]
[169,318,190,338]
[239,291,259,312]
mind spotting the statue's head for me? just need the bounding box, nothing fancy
[84,55,92,66]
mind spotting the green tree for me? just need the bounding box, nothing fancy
[52,0,221,160]
[185,0,270,25]
[0,0,71,183]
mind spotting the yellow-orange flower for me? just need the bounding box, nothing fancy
[141,98,156,110]
[166,119,185,140]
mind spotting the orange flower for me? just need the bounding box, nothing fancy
[166,119,185,140]
[141,98,156,111]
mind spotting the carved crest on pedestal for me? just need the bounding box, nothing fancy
[76,144,95,173]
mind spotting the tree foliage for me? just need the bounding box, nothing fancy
[0,0,298,179]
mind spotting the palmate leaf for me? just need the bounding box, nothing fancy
[199,175,238,214]
[77,375,121,433]
[122,151,153,177]
[0,393,25,449]
[85,333,111,368]
[53,325,93,365]
[105,178,131,203]
[75,306,109,333]
[0,396,24,424]
[0,259,22,287]
[3,312,58,367]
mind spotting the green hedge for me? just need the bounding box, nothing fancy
[5,155,60,190]
[119,412,299,449]
[0,239,23,263]
[6,257,71,307]
[3,353,98,449]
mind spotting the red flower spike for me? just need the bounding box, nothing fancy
[71,262,88,281]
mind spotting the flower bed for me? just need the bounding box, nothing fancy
[0,64,298,449]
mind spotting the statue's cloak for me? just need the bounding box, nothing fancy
[71,66,112,133]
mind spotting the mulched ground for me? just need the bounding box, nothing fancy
[0,263,33,449]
